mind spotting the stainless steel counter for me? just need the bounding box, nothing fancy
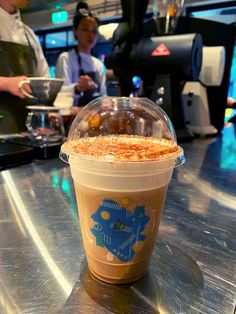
[0,125,235,314]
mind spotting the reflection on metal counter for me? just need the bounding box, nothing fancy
[0,138,34,170]
[0,123,235,313]
[59,240,204,314]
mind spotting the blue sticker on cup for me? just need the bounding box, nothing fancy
[91,199,149,262]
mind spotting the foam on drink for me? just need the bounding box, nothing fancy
[64,135,181,161]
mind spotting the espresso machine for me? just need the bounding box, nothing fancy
[105,0,203,141]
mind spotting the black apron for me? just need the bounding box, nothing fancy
[0,37,37,134]
[75,50,101,107]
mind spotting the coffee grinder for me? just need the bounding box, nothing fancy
[105,0,203,141]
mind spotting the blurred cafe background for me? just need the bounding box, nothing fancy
[21,0,236,98]
[0,0,234,142]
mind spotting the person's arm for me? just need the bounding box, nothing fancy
[55,52,77,94]
[0,76,31,98]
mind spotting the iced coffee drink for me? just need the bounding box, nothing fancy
[60,97,184,284]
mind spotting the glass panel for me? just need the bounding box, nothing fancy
[190,8,223,17]
[46,31,67,48]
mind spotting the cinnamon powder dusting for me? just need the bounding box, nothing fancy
[64,135,181,161]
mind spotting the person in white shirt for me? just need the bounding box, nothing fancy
[55,2,107,109]
[0,0,49,134]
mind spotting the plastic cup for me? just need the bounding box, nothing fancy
[60,96,185,284]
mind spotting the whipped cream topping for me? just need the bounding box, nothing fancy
[64,135,181,161]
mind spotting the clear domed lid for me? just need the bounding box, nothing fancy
[60,96,184,168]
[68,96,176,141]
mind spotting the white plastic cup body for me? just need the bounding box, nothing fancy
[69,155,175,284]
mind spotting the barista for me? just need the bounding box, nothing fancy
[55,2,107,109]
[0,0,49,134]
